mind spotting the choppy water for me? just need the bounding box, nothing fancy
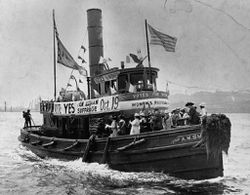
[0,112,249,194]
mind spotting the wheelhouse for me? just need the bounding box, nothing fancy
[93,66,159,96]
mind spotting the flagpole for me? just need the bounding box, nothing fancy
[145,19,152,84]
[53,9,57,101]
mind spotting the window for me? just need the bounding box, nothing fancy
[104,81,111,94]
[118,74,128,91]
[130,73,144,85]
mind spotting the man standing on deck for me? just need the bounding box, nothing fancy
[26,110,32,127]
[23,110,32,127]
[185,102,200,125]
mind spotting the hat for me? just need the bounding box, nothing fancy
[199,102,206,107]
[185,102,194,107]
[134,113,139,117]
[171,108,176,113]
[140,112,145,117]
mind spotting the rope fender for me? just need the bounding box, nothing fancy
[195,114,231,158]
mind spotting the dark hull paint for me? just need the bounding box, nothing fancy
[19,125,223,180]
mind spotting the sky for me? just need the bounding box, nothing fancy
[1,0,250,107]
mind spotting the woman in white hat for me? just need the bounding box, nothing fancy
[130,113,141,135]
[199,102,207,118]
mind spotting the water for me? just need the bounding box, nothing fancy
[0,112,249,194]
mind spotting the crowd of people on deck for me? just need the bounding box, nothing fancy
[95,102,207,138]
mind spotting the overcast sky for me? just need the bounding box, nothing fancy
[1,0,250,107]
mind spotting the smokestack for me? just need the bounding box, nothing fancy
[87,9,105,98]
[87,9,105,77]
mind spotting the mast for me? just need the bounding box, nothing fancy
[53,10,57,101]
[145,19,152,84]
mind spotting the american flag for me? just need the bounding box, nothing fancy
[148,24,177,52]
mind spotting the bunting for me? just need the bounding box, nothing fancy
[80,45,86,53]
[78,56,87,64]
[78,66,88,77]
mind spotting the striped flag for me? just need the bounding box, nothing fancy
[148,24,177,52]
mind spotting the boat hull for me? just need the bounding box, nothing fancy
[19,125,223,180]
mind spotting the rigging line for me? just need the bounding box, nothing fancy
[203,23,244,63]
[164,0,168,8]
[192,0,250,32]
[77,29,88,61]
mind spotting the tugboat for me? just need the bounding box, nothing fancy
[19,8,231,180]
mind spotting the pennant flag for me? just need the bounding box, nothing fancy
[77,87,86,100]
[80,45,86,53]
[129,53,141,63]
[79,79,83,83]
[56,36,81,70]
[54,16,83,72]
[98,56,105,64]
[129,83,136,93]
[148,24,177,52]
[70,75,76,80]
[93,89,100,97]
[78,66,88,77]
[78,56,86,64]
[126,56,130,63]
[137,49,143,60]
[99,56,111,70]
[99,56,111,64]
[110,86,117,94]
